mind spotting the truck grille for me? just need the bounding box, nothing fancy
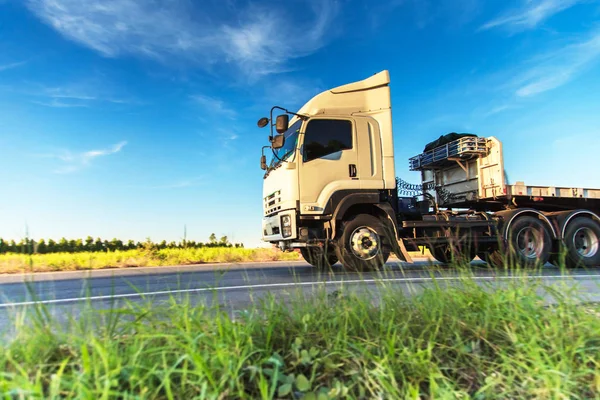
[264,190,282,216]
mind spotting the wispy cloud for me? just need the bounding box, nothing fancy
[17,81,139,107]
[514,29,600,96]
[42,141,127,173]
[26,0,337,79]
[219,1,337,78]
[31,98,90,108]
[190,95,236,119]
[0,60,27,72]
[480,0,585,31]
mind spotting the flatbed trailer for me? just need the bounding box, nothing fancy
[398,135,600,267]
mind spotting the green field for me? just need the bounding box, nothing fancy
[0,248,302,274]
[1,276,598,398]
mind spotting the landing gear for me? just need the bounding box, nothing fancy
[428,243,476,265]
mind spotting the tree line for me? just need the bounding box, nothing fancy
[0,234,243,255]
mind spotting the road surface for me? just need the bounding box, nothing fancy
[1,259,599,336]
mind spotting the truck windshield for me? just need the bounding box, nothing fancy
[269,119,302,168]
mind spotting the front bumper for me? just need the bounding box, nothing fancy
[262,209,297,242]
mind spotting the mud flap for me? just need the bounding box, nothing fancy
[393,239,413,263]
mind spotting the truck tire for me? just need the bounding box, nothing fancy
[562,218,600,268]
[300,247,338,269]
[429,243,476,265]
[503,215,552,267]
[335,214,391,272]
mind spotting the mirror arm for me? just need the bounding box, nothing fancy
[261,145,271,171]
[268,105,308,141]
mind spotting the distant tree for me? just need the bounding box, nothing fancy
[168,241,177,249]
[68,239,77,253]
[16,239,26,254]
[95,238,104,252]
[0,238,5,254]
[58,238,69,253]
[126,240,136,250]
[219,236,229,247]
[37,239,47,254]
[85,236,94,251]
[158,240,167,250]
[47,239,56,253]
[209,233,217,245]
[109,238,123,251]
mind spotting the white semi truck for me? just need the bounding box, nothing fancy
[257,70,600,271]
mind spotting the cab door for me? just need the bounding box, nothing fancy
[298,118,359,214]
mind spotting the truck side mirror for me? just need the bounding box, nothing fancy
[275,114,289,134]
[257,117,269,128]
[260,155,267,170]
[272,134,285,149]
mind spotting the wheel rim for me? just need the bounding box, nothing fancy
[349,226,380,260]
[573,227,599,258]
[515,227,543,259]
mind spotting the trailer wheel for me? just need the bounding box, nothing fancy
[504,216,552,267]
[335,214,391,272]
[429,244,476,265]
[563,218,600,268]
[300,247,338,269]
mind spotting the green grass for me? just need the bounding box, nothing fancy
[0,248,302,273]
[1,276,599,399]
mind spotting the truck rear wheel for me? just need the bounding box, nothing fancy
[300,247,338,269]
[563,218,600,268]
[335,214,391,272]
[501,216,552,268]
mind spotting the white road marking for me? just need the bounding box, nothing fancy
[1,273,599,308]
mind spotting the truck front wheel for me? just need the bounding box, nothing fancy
[335,214,391,272]
[300,247,338,269]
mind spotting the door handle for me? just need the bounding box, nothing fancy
[349,164,357,178]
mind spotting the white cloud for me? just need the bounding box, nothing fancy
[515,30,600,96]
[219,2,337,78]
[480,0,585,31]
[0,61,27,72]
[43,141,127,173]
[190,95,236,119]
[26,0,337,79]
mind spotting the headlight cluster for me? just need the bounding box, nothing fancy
[280,215,292,238]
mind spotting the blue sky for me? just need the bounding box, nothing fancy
[1,0,600,247]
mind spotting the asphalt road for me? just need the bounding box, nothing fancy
[1,259,600,337]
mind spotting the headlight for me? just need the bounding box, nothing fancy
[281,215,292,238]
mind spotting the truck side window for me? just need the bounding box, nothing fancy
[303,119,352,162]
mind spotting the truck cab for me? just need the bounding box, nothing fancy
[259,71,407,271]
